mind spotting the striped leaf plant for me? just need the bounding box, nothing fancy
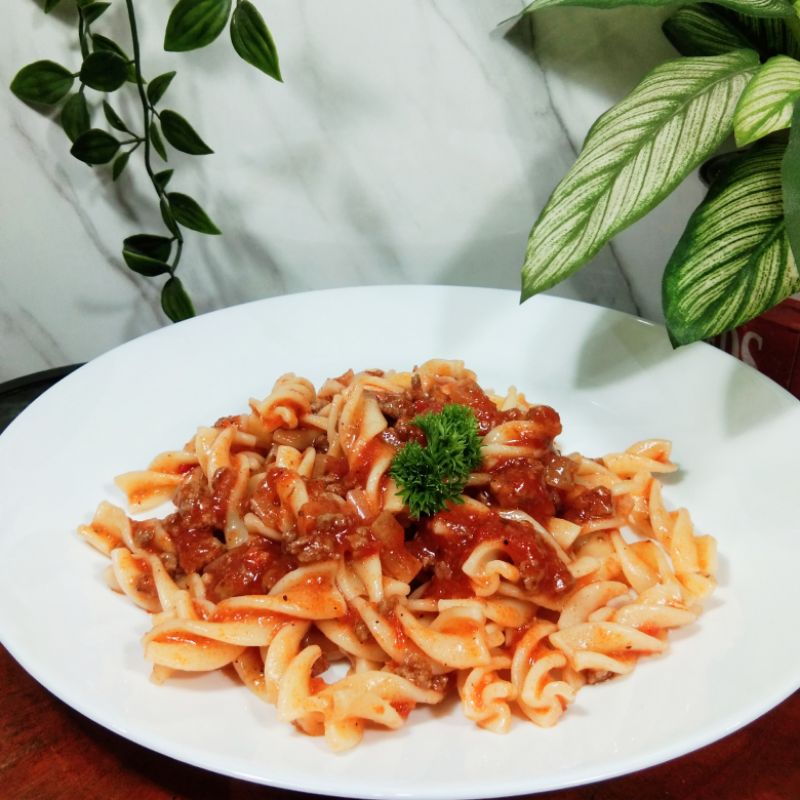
[521,0,800,346]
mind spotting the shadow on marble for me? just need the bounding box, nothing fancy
[432,164,639,312]
[28,0,72,25]
[507,7,676,110]
[502,11,640,104]
[191,218,289,310]
[74,281,161,344]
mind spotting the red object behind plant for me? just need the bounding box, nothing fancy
[711,297,800,399]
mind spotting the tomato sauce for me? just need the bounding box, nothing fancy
[151,630,218,649]
[152,375,609,623]
[563,486,614,523]
[292,493,380,561]
[409,505,573,599]
[203,540,296,602]
[390,700,415,719]
[488,459,557,519]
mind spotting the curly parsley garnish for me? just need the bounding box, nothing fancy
[389,403,482,519]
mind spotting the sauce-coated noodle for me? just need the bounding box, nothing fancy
[78,361,716,750]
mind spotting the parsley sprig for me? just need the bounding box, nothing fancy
[389,404,482,519]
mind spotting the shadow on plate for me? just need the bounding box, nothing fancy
[722,362,796,438]
[573,313,668,389]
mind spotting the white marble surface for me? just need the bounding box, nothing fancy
[0,0,706,382]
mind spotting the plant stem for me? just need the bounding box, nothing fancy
[76,5,90,60]
[124,0,183,276]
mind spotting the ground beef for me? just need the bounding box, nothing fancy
[542,452,577,490]
[433,559,453,581]
[135,573,155,596]
[518,556,570,594]
[377,595,401,616]
[564,486,614,523]
[283,526,338,563]
[353,617,370,643]
[172,468,219,529]
[166,525,225,574]
[285,503,374,563]
[131,521,155,550]
[162,467,241,574]
[489,458,558,519]
[376,393,412,421]
[586,670,615,685]
[393,652,431,688]
[202,540,295,602]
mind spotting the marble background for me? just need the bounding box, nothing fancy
[0,0,706,382]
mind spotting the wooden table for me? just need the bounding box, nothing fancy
[2,369,799,799]
[2,645,797,800]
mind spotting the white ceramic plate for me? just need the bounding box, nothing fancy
[1,287,798,799]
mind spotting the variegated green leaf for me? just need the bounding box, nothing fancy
[781,101,800,274]
[521,51,759,300]
[663,5,753,56]
[665,5,800,59]
[522,0,794,20]
[664,142,800,345]
[734,56,800,146]
[732,12,800,60]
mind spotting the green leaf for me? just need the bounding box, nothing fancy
[124,234,173,262]
[124,251,171,277]
[164,0,232,52]
[123,234,173,276]
[112,150,131,181]
[70,128,120,164]
[44,0,63,12]
[663,5,753,56]
[91,34,138,82]
[147,71,176,106]
[781,101,800,276]
[159,110,213,155]
[80,52,128,92]
[664,142,800,345]
[731,12,800,60]
[734,56,800,147]
[161,277,196,322]
[150,120,168,161]
[102,101,130,133]
[521,51,759,301]
[230,1,282,81]
[81,2,110,24]
[60,92,90,143]
[160,198,180,237]
[154,169,174,190]
[91,34,128,58]
[522,0,794,18]
[10,61,74,105]
[167,192,221,234]
[665,6,800,60]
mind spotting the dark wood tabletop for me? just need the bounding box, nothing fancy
[2,644,797,800]
[1,368,798,800]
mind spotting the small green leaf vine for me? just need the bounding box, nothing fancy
[10,0,282,322]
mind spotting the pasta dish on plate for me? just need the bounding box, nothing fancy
[78,360,717,751]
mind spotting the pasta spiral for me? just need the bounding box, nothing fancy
[78,361,717,749]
